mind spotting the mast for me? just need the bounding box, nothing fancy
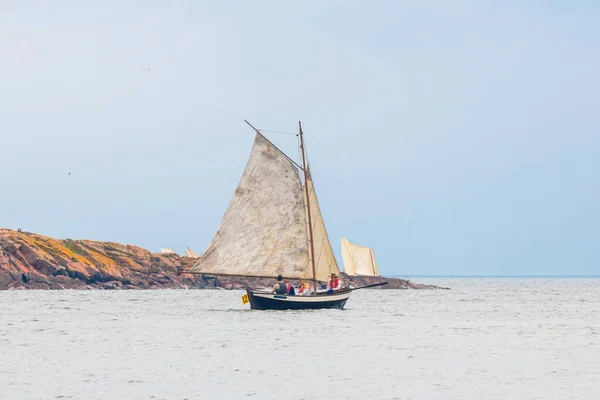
[369,249,376,276]
[299,121,318,291]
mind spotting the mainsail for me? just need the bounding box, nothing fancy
[187,133,310,278]
[305,171,341,282]
[341,236,380,276]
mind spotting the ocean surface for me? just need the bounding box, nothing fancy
[1,278,599,399]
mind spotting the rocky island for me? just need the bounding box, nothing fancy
[0,228,446,290]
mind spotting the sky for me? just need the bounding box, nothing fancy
[1,0,598,276]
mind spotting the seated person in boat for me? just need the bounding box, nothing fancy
[326,273,342,294]
[272,275,295,295]
[296,276,313,296]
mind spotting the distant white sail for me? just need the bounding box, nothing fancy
[341,236,380,276]
[187,133,310,278]
[184,247,201,258]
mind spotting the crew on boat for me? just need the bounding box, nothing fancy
[297,276,313,296]
[326,273,342,294]
[273,275,287,294]
[273,275,295,295]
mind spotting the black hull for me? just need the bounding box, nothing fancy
[246,289,350,310]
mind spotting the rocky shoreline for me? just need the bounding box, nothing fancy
[0,228,448,291]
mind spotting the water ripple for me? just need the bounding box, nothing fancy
[1,278,599,399]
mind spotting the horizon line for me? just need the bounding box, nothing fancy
[386,275,600,278]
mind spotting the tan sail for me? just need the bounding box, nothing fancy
[341,236,380,276]
[187,133,309,278]
[185,247,200,258]
[305,171,341,282]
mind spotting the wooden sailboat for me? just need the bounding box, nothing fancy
[185,120,386,310]
[341,236,381,277]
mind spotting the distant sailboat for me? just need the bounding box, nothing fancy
[185,120,386,310]
[341,236,380,276]
[184,247,201,258]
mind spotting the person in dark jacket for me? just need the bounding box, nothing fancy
[272,274,295,295]
[273,275,287,294]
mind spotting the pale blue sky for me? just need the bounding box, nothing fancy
[1,1,598,276]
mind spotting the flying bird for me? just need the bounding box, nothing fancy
[68,172,71,176]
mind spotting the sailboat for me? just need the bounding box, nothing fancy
[341,236,380,276]
[185,120,386,310]
[184,247,201,258]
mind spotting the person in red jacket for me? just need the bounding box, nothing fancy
[327,273,341,294]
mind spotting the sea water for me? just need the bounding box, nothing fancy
[1,278,598,399]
